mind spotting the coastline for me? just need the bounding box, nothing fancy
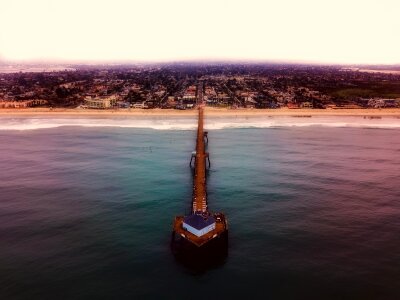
[1,107,400,117]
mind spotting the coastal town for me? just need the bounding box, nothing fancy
[1,63,400,110]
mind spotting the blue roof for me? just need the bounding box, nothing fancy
[183,214,215,230]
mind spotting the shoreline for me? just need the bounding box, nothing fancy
[1,107,400,118]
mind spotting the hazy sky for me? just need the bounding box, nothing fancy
[1,0,399,64]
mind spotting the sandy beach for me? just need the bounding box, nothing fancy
[1,107,400,117]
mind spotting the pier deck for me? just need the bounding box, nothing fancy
[193,107,207,213]
[172,84,227,248]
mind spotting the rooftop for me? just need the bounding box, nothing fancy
[183,214,215,230]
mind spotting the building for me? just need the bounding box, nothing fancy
[182,85,197,101]
[132,101,148,109]
[182,214,216,237]
[287,103,300,109]
[367,98,398,108]
[84,96,117,109]
[301,101,313,108]
[244,96,257,108]
[0,100,48,108]
[116,101,130,108]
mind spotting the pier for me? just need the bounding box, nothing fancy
[172,84,228,248]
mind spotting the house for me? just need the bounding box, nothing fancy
[132,101,148,109]
[301,101,313,108]
[244,96,257,108]
[287,103,300,109]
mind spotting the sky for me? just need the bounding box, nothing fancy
[0,0,399,64]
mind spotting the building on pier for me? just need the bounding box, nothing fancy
[183,214,216,237]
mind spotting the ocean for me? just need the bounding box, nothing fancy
[1,115,400,299]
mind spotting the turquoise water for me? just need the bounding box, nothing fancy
[1,124,400,299]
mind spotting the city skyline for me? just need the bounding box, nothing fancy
[1,0,400,64]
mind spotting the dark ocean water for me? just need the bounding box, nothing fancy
[1,123,400,299]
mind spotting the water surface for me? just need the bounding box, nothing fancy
[1,124,399,299]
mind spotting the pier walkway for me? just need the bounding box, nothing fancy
[192,106,208,213]
[172,83,227,247]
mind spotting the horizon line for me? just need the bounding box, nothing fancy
[1,57,400,67]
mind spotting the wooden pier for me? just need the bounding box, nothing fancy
[172,85,228,248]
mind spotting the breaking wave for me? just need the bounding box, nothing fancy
[1,116,400,131]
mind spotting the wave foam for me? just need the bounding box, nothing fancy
[1,116,400,131]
